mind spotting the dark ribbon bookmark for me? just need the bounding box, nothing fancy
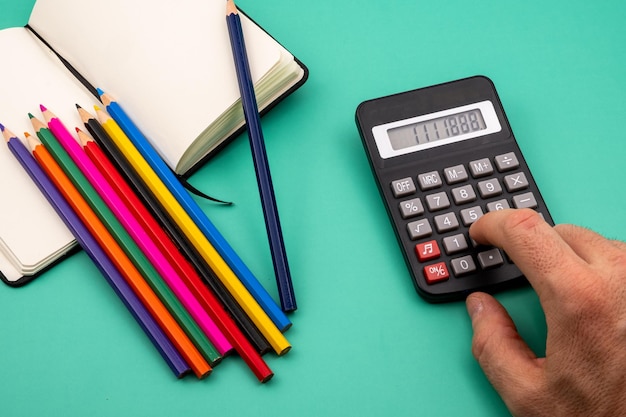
[177,175,233,205]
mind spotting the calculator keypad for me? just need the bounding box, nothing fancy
[391,151,539,287]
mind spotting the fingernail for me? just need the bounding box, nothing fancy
[466,294,484,322]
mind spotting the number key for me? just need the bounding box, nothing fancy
[442,233,469,255]
[425,191,450,211]
[460,206,484,226]
[477,178,502,198]
[433,212,459,233]
[451,184,477,204]
[450,255,477,276]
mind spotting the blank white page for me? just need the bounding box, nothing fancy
[28,0,283,169]
[0,28,92,278]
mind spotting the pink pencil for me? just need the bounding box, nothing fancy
[41,105,232,356]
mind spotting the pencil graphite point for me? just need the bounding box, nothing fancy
[75,128,93,147]
[96,87,104,96]
[1,124,16,141]
[24,131,41,150]
[0,123,4,132]
[39,104,47,112]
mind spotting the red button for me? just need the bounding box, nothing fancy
[423,262,450,284]
[416,240,441,262]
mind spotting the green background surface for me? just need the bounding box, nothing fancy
[1,1,625,416]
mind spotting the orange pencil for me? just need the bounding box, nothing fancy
[26,132,211,379]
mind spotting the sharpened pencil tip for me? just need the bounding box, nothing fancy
[28,113,34,119]
[0,123,4,132]
[96,87,104,96]
[226,0,238,15]
[75,103,82,109]
[25,130,41,150]
[39,104,47,112]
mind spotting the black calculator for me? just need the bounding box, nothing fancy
[356,76,553,302]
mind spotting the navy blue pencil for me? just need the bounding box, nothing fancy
[1,124,190,378]
[226,0,296,312]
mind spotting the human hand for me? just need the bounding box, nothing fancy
[466,208,626,417]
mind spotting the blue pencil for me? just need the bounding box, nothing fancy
[225,0,296,312]
[1,124,190,378]
[97,90,294,327]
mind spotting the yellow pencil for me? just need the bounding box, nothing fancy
[95,107,290,355]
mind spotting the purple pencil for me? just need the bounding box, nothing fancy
[1,123,190,378]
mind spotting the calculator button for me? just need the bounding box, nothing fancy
[477,178,503,198]
[423,262,449,284]
[391,177,416,197]
[477,248,504,269]
[407,219,433,240]
[433,212,460,233]
[460,206,484,226]
[504,172,529,192]
[451,184,477,205]
[495,152,520,172]
[469,158,494,178]
[415,240,441,262]
[512,192,538,209]
[425,191,450,212]
[442,233,469,255]
[486,199,511,212]
[450,255,477,277]
[443,164,468,184]
[417,171,442,191]
[399,198,424,219]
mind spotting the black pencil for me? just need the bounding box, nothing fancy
[77,105,272,355]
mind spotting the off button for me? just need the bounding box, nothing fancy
[391,177,416,197]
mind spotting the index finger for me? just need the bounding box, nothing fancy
[469,209,585,299]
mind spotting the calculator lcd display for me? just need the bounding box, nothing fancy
[371,100,502,159]
[387,109,486,150]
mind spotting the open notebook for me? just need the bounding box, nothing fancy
[0,0,307,286]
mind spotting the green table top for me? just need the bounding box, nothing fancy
[1,1,625,416]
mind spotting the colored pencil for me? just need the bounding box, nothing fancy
[98,90,292,330]
[24,130,211,379]
[1,124,190,378]
[40,105,232,356]
[77,106,272,356]
[226,0,296,312]
[30,116,221,366]
[95,107,291,356]
[76,125,274,381]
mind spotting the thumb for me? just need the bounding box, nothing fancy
[466,293,544,409]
